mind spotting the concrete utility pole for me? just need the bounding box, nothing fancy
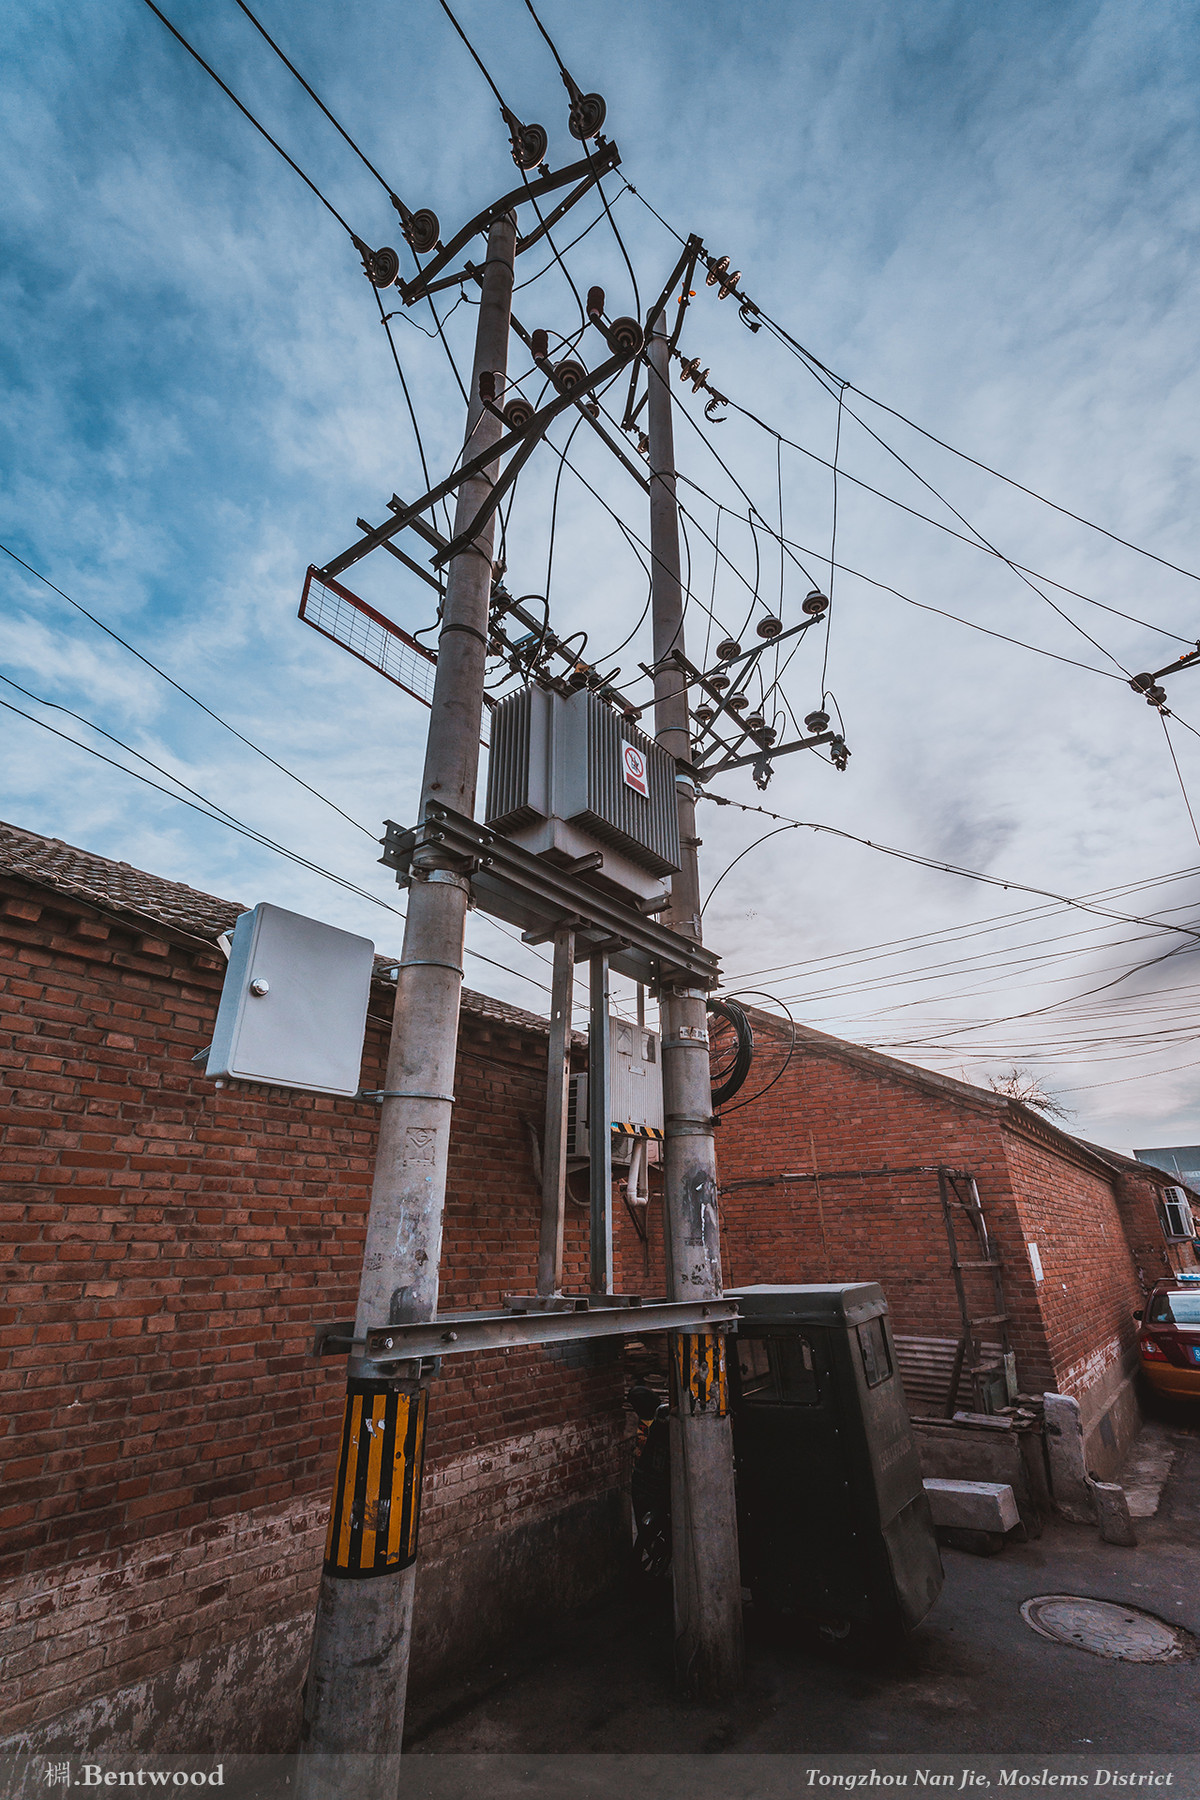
[646,330,745,1698]
[299,211,516,1790]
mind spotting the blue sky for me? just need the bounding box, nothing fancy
[3,0,1200,1153]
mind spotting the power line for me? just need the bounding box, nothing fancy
[0,685,552,994]
[692,387,1181,645]
[1160,711,1200,850]
[0,547,561,986]
[230,0,410,211]
[697,789,1200,942]
[1057,1056,1200,1094]
[139,0,365,246]
[622,178,1200,609]
[669,468,1123,683]
[0,543,372,836]
[723,866,1200,987]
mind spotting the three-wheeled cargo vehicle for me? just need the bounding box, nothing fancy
[726,1282,943,1647]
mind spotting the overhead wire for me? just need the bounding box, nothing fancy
[0,684,552,994]
[696,789,1200,942]
[230,0,409,210]
[622,179,1199,640]
[139,0,364,244]
[0,543,373,837]
[0,550,559,986]
[1160,711,1200,849]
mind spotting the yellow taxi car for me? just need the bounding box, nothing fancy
[1136,1274,1200,1398]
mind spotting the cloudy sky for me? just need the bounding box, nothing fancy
[3,0,1199,1156]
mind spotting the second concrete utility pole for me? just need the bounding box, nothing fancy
[647,329,745,1700]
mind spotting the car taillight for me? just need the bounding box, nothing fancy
[1141,1332,1189,1367]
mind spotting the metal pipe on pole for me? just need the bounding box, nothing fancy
[646,330,745,1698]
[588,952,614,1295]
[298,211,517,1792]
[537,925,576,1296]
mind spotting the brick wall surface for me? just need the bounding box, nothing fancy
[0,874,626,1735]
[1000,1126,1143,1400]
[1111,1168,1195,1286]
[705,1018,1163,1403]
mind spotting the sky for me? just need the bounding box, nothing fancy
[2,0,1199,1157]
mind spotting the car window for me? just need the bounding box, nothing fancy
[736,1333,819,1404]
[857,1315,893,1388]
[1147,1291,1200,1325]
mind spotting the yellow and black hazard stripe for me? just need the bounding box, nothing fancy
[610,1122,665,1141]
[670,1329,728,1417]
[324,1379,428,1579]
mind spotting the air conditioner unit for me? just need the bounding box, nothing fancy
[484,686,680,903]
[1160,1186,1196,1241]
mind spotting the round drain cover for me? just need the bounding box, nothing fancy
[1021,1595,1195,1663]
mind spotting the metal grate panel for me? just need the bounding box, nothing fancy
[299,566,488,745]
[892,1335,1003,1417]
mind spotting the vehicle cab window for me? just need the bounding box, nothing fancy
[736,1333,820,1404]
[856,1314,893,1387]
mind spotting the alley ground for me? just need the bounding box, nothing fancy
[404,1407,1200,1757]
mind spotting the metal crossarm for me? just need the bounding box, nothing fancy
[321,338,646,580]
[397,143,622,305]
[697,731,835,779]
[313,1296,738,1370]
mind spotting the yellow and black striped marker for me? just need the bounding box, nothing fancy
[324,1379,427,1578]
[611,1122,665,1141]
[671,1330,728,1417]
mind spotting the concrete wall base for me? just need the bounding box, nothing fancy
[1,1489,627,1757]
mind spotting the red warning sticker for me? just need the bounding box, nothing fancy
[622,742,649,797]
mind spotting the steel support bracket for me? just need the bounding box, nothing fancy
[359,1297,738,1366]
[379,806,722,990]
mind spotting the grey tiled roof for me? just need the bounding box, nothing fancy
[0,818,552,1036]
[0,819,244,942]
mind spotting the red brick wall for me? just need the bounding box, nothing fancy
[0,877,627,1736]
[1001,1127,1143,1401]
[709,1023,1062,1391]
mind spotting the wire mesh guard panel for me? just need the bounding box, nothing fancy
[299,566,490,746]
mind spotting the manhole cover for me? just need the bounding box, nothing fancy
[1021,1595,1196,1663]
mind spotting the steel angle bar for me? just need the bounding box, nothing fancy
[696,730,836,779]
[430,419,548,568]
[398,143,621,305]
[322,340,645,580]
[357,525,444,595]
[359,1297,738,1363]
[509,309,649,491]
[666,241,702,351]
[379,805,721,989]
[515,174,604,259]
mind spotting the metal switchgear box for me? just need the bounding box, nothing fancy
[204,902,375,1097]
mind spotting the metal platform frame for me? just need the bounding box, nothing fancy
[380,804,721,992]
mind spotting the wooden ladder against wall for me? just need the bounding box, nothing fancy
[938,1167,1016,1416]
